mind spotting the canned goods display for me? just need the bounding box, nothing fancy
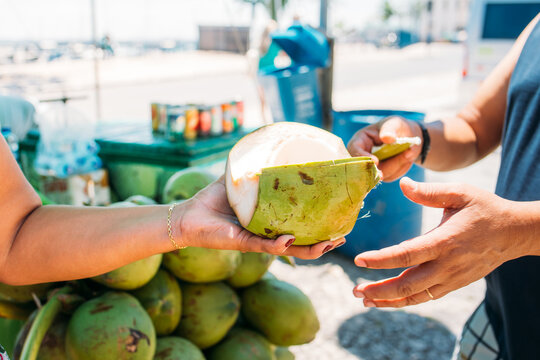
[184,106,199,140]
[198,106,212,138]
[149,98,244,141]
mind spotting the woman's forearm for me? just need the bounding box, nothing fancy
[1,205,174,285]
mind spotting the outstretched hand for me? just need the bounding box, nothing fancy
[177,177,344,259]
[352,177,527,307]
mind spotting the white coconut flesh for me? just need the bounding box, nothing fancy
[225,122,351,228]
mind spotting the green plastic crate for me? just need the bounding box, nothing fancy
[19,123,248,201]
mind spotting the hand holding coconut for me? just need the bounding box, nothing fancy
[352,178,540,307]
[174,176,345,259]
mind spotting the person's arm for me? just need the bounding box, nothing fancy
[347,14,540,181]
[0,137,341,285]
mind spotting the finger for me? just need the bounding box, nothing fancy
[379,117,413,143]
[361,285,447,308]
[379,157,413,182]
[283,238,345,259]
[376,147,417,182]
[347,131,380,162]
[353,263,439,300]
[400,177,471,209]
[354,231,441,269]
[236,232,296,254]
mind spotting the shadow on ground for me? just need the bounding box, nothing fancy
[292,251,403,284]
[338,308,456,360]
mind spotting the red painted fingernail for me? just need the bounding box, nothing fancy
[353,289,364,298]
[323,245,332,254]
[364,300,375,308]
[285,238,295,247]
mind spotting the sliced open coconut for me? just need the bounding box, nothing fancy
[225,122,380,245]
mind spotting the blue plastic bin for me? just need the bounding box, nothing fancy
[258,65,323,127]
[332,110,426,257]
[259,23,329,128]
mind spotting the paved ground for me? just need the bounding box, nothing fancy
[0,43,499,359]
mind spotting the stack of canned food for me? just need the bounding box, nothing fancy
[151,100,244,141]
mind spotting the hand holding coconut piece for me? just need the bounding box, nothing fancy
[225,122,380,246]
[347,116,424,182]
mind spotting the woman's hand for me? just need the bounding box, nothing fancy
[347,117,423,182]
[177,177,344,259]
[352,177,534,307]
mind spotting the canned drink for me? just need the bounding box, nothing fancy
[230,101,239,130]
[184,106,199,140]
[198,106,211,138]
[158,104,168,135]
[167,105,186,141]
[222,103,234,134]
[151,103,160,133]
[210,105,223,136]
[235,100,244,129]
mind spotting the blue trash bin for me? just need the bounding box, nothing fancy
[332,110,426,257]
[258,23,330,127]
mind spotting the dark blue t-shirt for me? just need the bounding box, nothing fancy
[486,18,540,359]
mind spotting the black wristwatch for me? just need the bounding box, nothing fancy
[417,122,431,164]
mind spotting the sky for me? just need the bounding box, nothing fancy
[0,0,385,41]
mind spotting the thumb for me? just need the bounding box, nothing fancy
[400,177,470,209]
[379,117,411,144]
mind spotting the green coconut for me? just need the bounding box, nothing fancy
[208,328,275,360]
[176,282,240,349]
[91,254,162,290]
[226,252,275,288]
[65,292,156,360]
[154,337,205,360]
[0,317,26,358]
[162,168,216,203]
[163,247,241,283]
[241,278,319,346]
[274,347,295,360]
[14,312,68,360]
[131,269,182,336]
[108,201,138,208]
[125,195,157,205]
[225,122,379,245]
[371,136,421,161]
[0,283,53,303]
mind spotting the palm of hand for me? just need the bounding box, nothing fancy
[353,178,521,307]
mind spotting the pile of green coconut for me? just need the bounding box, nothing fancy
[0,123,380,360]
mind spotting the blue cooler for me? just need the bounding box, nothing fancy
[258,23,330,127]
[332,110,426,257]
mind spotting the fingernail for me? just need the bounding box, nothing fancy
[336,241,345,248]
[364,300,376,308]
[323,245,332,254]
[355,258,367,267]
[285,238,295,247]
[353,288,364,298]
